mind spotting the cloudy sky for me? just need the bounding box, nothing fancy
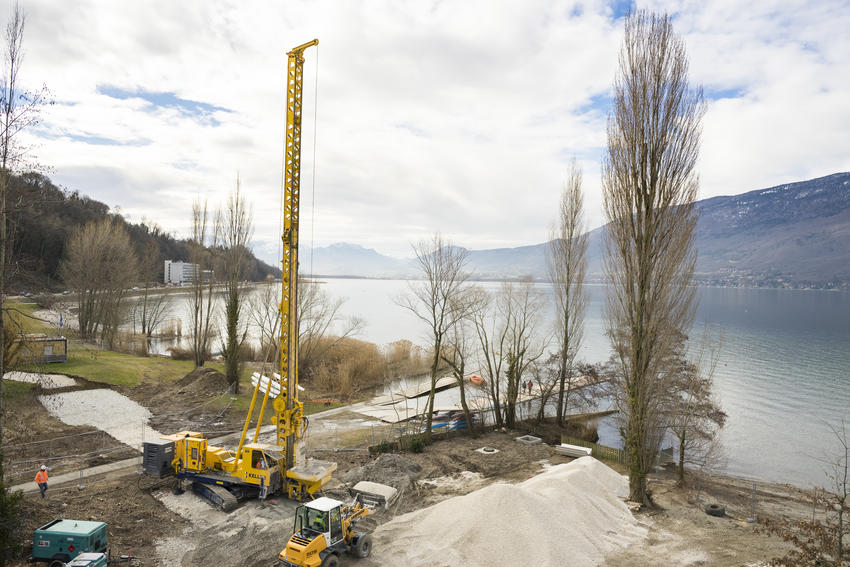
[11,0,850,264]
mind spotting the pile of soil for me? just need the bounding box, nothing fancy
[144,367,237,433]
[407,431,567,483]
[340,453,423,492]
[173,367,230,394]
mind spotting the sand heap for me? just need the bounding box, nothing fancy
[368,457,646,567]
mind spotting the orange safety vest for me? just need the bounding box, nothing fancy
[34,470,48,484]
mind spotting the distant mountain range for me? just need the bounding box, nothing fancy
[305,173,850,288]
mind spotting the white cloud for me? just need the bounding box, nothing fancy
[10,0,850,263]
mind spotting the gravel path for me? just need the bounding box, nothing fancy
[6,370,77,388]
[39,389,163,450]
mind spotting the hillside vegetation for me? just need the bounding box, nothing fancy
[7,172,280,290]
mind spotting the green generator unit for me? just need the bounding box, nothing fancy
[31,519,107,566]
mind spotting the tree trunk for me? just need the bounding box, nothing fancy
[424,339,440,442]
[626,399,648,505]
[488,378,503,428]
[224,285,240,393]
[556,371,566,426]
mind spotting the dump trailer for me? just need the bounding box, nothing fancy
[279,496,373,567]
[31,519,107,567]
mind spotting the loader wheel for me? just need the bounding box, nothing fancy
[321,554,339,567]
[354,534,373,558]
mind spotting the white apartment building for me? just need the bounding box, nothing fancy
[164,260,211,285]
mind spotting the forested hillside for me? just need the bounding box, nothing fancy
[6,172,280,290]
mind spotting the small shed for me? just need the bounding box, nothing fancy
[15,335,68,364]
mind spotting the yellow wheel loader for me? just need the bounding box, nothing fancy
[279,496,373,567]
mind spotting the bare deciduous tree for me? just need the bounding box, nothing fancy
[298,278,364,382]
[397,233,470,441]
[471,287,509,428]
[441,292,485,436]
[529,354,560,424]
[0,6,47,557]
[249,275,280,357]
[188,198,217,368]
[61,218,138,347]
[548,159,589,426]
[0,0,46,443]
[219,178,253,392]
[249,275,364,382]
[474,280,547,428]
[668,334,726,484]
[134,239,169,337]
[602,10,705,504]
[500,279,547,428]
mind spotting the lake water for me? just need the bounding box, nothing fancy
[135,279,850,489]
[319,278,850,489]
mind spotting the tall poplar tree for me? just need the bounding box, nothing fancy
[602,10,705,505]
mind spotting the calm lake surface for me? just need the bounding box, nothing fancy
[138,279,850,488]
[319,278,850,489]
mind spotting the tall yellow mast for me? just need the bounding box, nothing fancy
[274,38,318,471]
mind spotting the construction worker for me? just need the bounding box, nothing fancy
[34,465,48,499]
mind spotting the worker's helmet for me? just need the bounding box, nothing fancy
[40,465,47,470]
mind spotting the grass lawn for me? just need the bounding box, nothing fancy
[1,379,34,401]
[52,348,205,388]
[19,335,344,422]
[5,300,52,335]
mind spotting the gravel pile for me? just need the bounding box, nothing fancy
[369,457,646,566]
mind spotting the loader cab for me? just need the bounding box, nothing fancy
[294,497,343,545]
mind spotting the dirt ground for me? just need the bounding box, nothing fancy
[2,380,136,486]
[7,368,818,567]
[603,469,804,566]
[129,366,245,435]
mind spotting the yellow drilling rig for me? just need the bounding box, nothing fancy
[142,39,336,510]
